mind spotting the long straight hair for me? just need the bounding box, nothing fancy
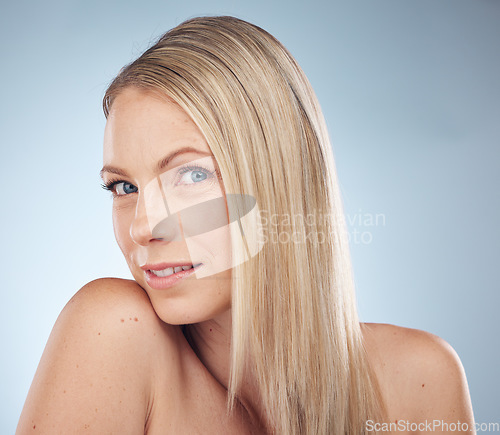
[103,15,387,434]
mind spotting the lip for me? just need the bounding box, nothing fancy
[140,262,199,271]
[143,263,204,290]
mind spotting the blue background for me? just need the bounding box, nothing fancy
[1,0,498,432]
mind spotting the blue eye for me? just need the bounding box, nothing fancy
[188,170,207,183]
[116,182,138,195]
[178,166,211,185]
[101,180,138,197]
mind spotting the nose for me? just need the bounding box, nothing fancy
[130,191,182,245]
[129,193,155,246]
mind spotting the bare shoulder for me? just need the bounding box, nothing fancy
[51,277,183,363]
[17,278,183,434]
[64,277,179,337]
[64,277,183,354]
[361,322,475,430]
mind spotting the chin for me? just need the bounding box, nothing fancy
[129,266,232,324]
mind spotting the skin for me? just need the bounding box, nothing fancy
[102,87,234,327]
[16,87,476,434]
[100,86,264,424]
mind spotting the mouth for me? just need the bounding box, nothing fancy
[148,263,203,277]
[142,262,204,290]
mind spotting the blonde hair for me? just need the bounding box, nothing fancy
[103,15,387,434]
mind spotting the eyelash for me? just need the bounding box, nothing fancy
[100,179,131,197]
[100,164,221,197]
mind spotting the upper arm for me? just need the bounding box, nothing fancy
[16,278,181,434]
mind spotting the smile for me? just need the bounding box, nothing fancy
[144,263,204,290]
[149,263,202,277]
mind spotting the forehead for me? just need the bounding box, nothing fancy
[103,87,211,162]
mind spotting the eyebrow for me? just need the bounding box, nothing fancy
[99,146,212,179]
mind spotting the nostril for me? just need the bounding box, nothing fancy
[151,214,183,242]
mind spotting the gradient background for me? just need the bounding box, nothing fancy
[2,0,498,432]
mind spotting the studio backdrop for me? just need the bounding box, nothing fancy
[1,1,498,433]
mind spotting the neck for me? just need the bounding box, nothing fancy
[183,310,271,433]
[183,309,233,390]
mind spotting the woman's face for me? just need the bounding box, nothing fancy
[101,87,233,325]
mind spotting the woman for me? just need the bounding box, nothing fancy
[17,16,475,434]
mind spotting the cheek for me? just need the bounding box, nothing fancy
[112,205,133,254]
[153,269,233,325]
